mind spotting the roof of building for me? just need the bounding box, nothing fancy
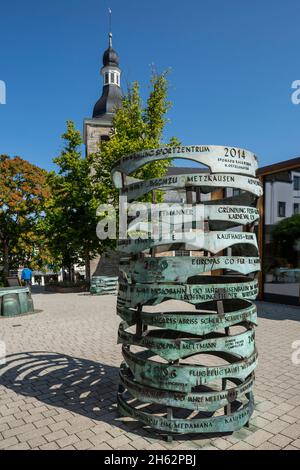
[257,156,300,176]
[92,32,122,120]
[102,33,120,67]
[93,84,123,119]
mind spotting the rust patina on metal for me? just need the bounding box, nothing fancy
[118,322,255,361]
[118,277,259,307]
[121,346,258,392]
[120,256,261,283]
[112,144,261,436]
[116,301,258,335]
[118,392,254,434]
[90,276,118,295]
[120,364,255,412]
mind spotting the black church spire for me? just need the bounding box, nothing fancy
[92,29,123,120]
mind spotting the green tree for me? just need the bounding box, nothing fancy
[92,70,179,220]
[46,71,178,281]
[0,155,50,278]
[44,121,101,281]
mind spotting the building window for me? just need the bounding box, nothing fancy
[278,201,286,217]
[100,135,110,142]
[175,250,190,257]
[294,203,300,215]
[105,73,109,85]
[111,73,115,84]
[294,176,300,190]
[233,188,241,197]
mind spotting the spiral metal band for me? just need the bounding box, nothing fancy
[117,393,254,434]
[120,256,260,283]
[120,364,254,412]
[122,346,258,391]
[118,321,255,361]
[117,231,258,255]
[122,173,263,202]
[118,277,259,307]
[112,145,258,188]
[116,301,257,336]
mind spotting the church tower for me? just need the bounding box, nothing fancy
[84,30,122,156]
[84,25,123,278]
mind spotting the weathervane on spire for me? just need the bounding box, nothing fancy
[108,8,112,47]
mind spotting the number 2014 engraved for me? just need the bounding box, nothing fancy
[224,147,246,159]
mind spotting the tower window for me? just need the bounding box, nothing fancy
[111,73,115,83]
[105,73,109,84]
[294,176,300,190]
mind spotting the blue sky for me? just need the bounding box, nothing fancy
[1,0,300,171]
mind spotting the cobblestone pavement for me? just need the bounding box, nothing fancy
[0,291,300,450]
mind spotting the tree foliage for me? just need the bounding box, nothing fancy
[44,71,179,279]
[0,155,50,277]
[43,122,102,280]
[92,71,179,207]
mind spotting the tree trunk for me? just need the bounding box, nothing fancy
[68,265,73,282]
[85,252,91,284]
[3,239,9,278]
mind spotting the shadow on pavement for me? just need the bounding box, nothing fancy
[30,286,57,295]
[0,351,234,442]
[0,351,122,424]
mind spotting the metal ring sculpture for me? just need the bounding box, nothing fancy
[0,287,34,317]
[90,276,118,295]
[112,145,262,437]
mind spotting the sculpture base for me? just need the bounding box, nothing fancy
[117,389,254,436]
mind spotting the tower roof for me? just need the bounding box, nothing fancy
[102,32,120,67]
[92,31,122,120]
[93,85,122,119]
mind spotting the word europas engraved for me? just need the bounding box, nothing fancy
[121,256,261,283]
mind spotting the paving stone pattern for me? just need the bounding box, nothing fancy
[1,292,300,450]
